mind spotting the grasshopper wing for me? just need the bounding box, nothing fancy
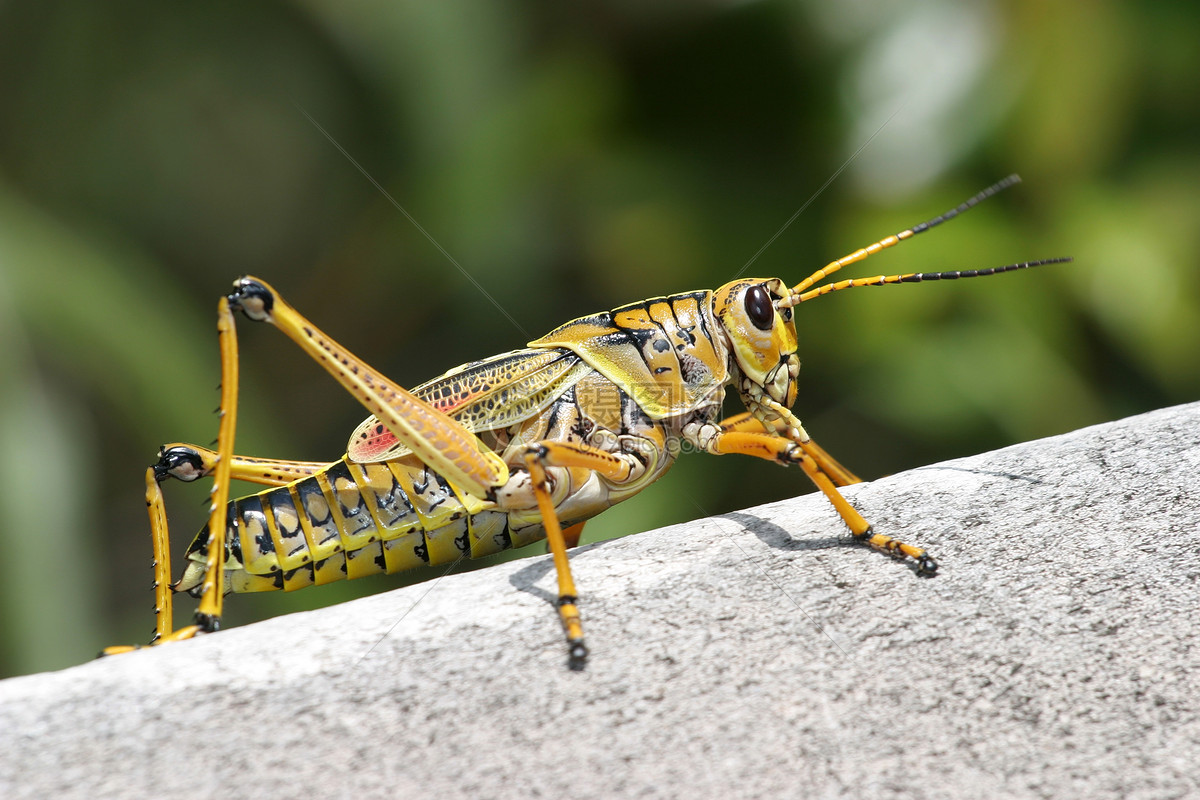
[347,348,590,463]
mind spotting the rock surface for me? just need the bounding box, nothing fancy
[1,404,1197,799]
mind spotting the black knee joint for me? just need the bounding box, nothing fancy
[154,446,206,483]
[228,278,274,321]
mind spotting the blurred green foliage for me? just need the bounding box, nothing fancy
[0,0,1196,677]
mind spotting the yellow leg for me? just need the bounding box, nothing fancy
[154,443,328,487]
[520,440,643,668]
[720,412,861,486]
[709,429,936,575]
[227,277,509,500]
[101,468,175,655]
[107,276,518,656]
[102,449,326,655]
[180,295,239,634]
[101,297,243,655]
[525,452,587,669]
[800,438,861,487]
[147,469,173,642]
[562,522,587,549]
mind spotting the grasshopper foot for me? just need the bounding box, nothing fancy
[858,526,939,577]
[194,612,221,633]
[99,619,216,657]
[567,640,589,672]
[98,644,143,657]
[915,553,939,577]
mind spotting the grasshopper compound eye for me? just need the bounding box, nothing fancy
[744,284,775,331]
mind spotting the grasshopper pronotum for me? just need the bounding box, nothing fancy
[105,175,1066,667]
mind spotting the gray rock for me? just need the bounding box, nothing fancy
[1,404,1198,800]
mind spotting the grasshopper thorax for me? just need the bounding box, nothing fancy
[712,277,800,413]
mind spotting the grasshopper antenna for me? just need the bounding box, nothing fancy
[781,174,1029,307]
[791,257,1072,304]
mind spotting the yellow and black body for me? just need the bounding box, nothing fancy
[106,175,1067,667]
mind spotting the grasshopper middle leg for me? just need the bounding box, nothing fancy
[520,439,643,669]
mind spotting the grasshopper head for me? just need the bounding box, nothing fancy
[709,178,1067,423]
[712,278,800,411]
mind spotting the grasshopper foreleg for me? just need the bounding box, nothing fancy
[698,415,937,576]
[719,412,861,486]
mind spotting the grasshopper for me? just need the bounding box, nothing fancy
[104,175,1066,667]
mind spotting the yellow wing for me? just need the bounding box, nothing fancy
[347,348,590,463]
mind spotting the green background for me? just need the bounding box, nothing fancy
[0,0,1196,677]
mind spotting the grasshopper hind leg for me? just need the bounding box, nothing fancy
[153,443,326,487]
[101,297,243,655]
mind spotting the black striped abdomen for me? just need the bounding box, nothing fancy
[180,456,516,595]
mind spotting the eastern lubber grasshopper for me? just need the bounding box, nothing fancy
[104,175,1067,667]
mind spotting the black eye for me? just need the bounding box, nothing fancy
[744,284,774,331]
